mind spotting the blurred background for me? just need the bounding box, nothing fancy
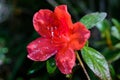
[0,0,120,80]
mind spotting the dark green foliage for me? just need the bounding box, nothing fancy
[0,0,120,80]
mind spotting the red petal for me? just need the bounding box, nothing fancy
[55,48,76,74]
[33,10,60,38]
[54,5,73,32]
[70,22,90,50]
[27,38,58,61]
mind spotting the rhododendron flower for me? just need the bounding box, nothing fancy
[27,5,90,74]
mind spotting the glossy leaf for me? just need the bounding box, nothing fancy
[100,47,120,63]
[111,26,120,40]
[96,19,111,38]
[108,51,120,63]
[46,58,56,74]
[96,19,110,32]
[114,43,120,49]
[81,46,111,80]
[109,65,116,80]
[80,12,107,29]
[112,18,120,32]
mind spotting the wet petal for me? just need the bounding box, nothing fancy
[70,22,90,50]
[54,5,73,32]
[27,38,58,61]
[55,48,76,74]
[33,9,60,38]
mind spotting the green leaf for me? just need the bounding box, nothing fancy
[96,19,111,38]
[108,51,120,63]
[111,26,120,40]
[0,54,5,62]
[114,43,120,49]
[109,65,116,80]
[96,19,110,32]
[81,46,111,80]
[46,58,56,74]
[112,18,120,32]
[117,74,120,79]
[80,12,107,29]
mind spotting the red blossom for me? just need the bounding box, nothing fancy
[27,5,90,74]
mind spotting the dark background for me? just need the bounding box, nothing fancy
[0,0,120,80]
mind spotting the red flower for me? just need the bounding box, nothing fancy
[27,5,90,74]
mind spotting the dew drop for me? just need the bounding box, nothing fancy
[54,26,57,30]
[39,19,44,24]
[51,32,54,37]
[47,26,50,30]
[33,44,37,48]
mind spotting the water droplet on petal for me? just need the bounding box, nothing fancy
[51,32,54,37]
[39,19,44,24]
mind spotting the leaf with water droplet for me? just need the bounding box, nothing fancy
[80,12,107,29]
[81,46,111,80]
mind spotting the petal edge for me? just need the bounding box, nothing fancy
[33,9,59,38]
[27,38,58,61]
[54,5,73,31]
[55,48,76,74]
[70,22,90,50]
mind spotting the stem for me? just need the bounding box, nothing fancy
[76,52,91,80]
[105,30,113,49]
